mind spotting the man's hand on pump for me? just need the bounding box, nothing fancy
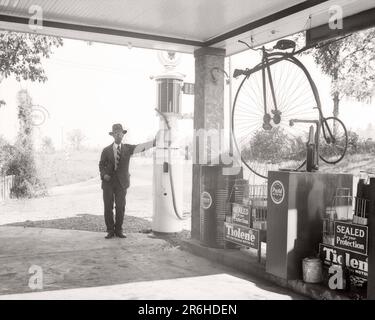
[103,174,111,182]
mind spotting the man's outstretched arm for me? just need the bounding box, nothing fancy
[132,138,156,154]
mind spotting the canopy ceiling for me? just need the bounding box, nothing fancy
[0,0,374,55]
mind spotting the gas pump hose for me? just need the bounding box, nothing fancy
[155,109,187,221]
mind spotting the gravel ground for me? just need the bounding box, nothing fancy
[5,214,192,245]
[6,214,150,233]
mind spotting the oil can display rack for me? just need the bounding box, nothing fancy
[320,187,369,297]
[223,181,267,262]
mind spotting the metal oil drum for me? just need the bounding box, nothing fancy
[302,257,322,283]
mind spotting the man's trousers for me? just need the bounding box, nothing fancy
[103,175,127,233]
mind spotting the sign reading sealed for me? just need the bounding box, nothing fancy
[270,180,285,204]
[232,203,251,227]
[319,244,368,281]
[224,222,259,249]
[334,221,368,255]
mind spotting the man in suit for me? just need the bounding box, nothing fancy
[99,123,156,239]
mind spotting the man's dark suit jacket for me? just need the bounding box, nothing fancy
[99,140,155,190]
[99,143,136,190]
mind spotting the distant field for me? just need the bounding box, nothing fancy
[35,149,101,187]
[241,153,375,182]
[35,149,375,189]
[319,153,375,176]
[32,149,193,217]
[35,149,166,188]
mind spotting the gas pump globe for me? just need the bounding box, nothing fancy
[152,51,185,233]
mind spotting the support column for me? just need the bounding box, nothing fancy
[191,47,225,240]
[367,201,375,299]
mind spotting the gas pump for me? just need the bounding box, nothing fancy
[152,52,186,233]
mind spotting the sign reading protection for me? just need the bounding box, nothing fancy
[232,203,251,227]
[224,222,259,249]
[334,221,368,255]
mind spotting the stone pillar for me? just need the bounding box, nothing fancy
[191,47,225,240]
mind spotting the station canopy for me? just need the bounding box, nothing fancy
[0,0,374,56]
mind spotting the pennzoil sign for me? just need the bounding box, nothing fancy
[270,180,285,204]
[224,222,259,249]
[201,191,212,210]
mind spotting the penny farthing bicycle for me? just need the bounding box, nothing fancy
[231,39,348,179]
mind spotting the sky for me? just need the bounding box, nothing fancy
[0,37,374,150]
[0,39,195,149]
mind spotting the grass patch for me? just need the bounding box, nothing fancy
[35,149,102,187]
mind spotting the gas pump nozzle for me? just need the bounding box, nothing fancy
[155,108,171,130]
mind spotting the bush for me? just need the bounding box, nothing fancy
[41,136,55,153]
[242,127,306,163]
[7,144,47,198]
[0,136,47,198]
[0,136,14,175]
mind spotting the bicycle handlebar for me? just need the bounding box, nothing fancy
[233,68,250,78]
[232,51,294,79]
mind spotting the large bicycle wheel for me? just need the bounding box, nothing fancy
[232,53,322,179]
[319,117,348,164]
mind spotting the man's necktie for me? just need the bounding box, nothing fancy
[115,145,121,170]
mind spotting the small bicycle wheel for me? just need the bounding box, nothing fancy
[319,117,348,164]
[232,53,321,179]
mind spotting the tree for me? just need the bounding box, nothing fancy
[16,89,34,150]
[0,31,63,83]
[41,136,55,153]
[68,129,86,150]
[363,138,375,154]
[346,130,359,155]
[0,32,61,197]
[5,89,47,198]
[298,27,375,117]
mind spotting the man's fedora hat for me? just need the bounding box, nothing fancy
[109,123,127,135]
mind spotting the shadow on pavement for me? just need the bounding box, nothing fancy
[3,214,151,234]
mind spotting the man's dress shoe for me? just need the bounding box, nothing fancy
[116,232,127,238]
[105,232,115,239]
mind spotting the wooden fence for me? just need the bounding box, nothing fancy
[0,175,15,202]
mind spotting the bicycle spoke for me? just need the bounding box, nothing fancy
[319,117,348,164]
[242,84,263,110]
[232,53,322,178]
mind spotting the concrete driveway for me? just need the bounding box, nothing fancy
[0,226,307,300]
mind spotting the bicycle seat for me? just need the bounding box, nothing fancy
[273,39,296,51]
